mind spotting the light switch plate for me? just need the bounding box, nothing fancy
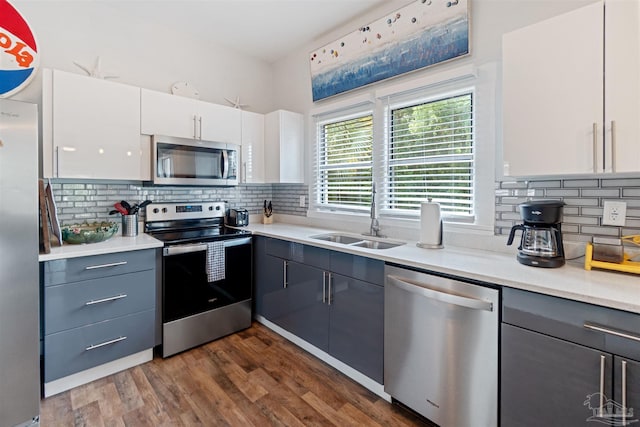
[602,201,626,226]
[299,196,306,208]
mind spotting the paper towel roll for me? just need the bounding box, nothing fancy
[419,201,442,247]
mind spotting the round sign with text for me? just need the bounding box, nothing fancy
[0,0,38,98]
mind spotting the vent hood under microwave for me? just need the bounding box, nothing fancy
[151,135,239,186]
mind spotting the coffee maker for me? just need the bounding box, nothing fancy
[507,200,565,268]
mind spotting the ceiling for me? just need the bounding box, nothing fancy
[118,0,389,63]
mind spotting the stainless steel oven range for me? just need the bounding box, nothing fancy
[145,201,252,357]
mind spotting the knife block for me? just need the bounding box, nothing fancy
[262,215,273,225]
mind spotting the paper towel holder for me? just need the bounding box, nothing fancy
[416,220,444,249]
[416,197,444,249]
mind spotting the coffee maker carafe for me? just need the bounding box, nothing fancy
[507,200,565,268]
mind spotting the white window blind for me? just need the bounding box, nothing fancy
[315,113,373,212]
[383,92,474,218]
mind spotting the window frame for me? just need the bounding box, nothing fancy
[309,63,496,234]
[379,87,476,222]
[312,104,375,214]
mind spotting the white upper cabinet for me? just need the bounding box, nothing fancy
[42,69,144,180]
[603,0,640,173]
[502,0,640,177]
[264,110,304,183]
[241,111,265,183]
[140,89,241,145]
[502,2,603,177]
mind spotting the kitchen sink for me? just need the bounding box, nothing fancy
[310,234,364,244]
[309,233,405,250]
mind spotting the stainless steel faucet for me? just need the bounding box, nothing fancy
[365,183,385,238]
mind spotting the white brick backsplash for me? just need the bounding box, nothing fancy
[493,176,640,240]
[563,179,599,188]
[49,175,640,242]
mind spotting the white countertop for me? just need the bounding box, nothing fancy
[38,232,163,261]
[245,222,640,314]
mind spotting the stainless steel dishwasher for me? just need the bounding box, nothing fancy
[384,264,499,427]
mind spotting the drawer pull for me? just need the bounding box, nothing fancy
[84,261,128,270]
[85,294,127,306]
[584,322,640,343]
[85,336,127,351]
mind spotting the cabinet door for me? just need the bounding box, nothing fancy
[280,261,329,351]
[140,89,199,139]
[502,323,613,427]
[502,2,603,176]
[264,110,304,183]
[198,101,241,144]
[241,111,265,183]
[328,273,384,383]
[51,70,142,180]
[253,238,287,320]
[613,356,640,422]
[604,0,640,173]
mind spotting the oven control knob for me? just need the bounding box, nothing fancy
[162,207,168,213]
[209,206,213,211]
[153,208,159,214]
[215,206,221,211]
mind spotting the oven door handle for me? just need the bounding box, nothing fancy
[163,237,251,256]
[164,243,208,256]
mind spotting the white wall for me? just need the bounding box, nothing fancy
[271,0,596,114]
[10,1,275,114]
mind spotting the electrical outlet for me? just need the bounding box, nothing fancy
[602,201,627,226]
[299,196,306,208]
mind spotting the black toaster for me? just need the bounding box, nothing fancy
[226,208,249,227]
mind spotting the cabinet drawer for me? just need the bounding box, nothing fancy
[503,287,640,360]
[44,269,155,334]
[44,309,154,382]
[43,249,155,286]
[265,238,330,269]
[330,252,384,286]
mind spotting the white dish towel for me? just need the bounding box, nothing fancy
[206,241,225,282]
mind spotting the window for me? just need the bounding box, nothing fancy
[311,64,493,230]
[316,112,373,212]
[384,92,474,219]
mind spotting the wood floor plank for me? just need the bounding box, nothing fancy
[40,322,425,427]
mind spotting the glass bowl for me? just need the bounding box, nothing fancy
[61,221,119,244]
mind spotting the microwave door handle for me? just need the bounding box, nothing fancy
[221,149,229,179]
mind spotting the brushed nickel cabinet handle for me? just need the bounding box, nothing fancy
[84,261,127,270]
[584,322,640,343]
[198,116,203,140]
[599,355,606,417]
[622,359,627,424]
[322,271,326,303]
[611,120,617,172]
[193,115,198,139]
[85,336,127,351]
[327,273,332,306]
[55,146,60,177]
[283,260,288,289]
[85,294,127,306]
[593,122,599,173]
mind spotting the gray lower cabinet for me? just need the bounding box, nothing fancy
[253,236,384,383]
[502,288,640,427]
[42,249,156,384]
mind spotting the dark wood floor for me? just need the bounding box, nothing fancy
[40,322,428,426]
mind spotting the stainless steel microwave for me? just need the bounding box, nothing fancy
[151,135,239,186]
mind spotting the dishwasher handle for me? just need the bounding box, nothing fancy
[387,275,494,312]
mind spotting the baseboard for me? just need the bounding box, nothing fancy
[254,315,391,402]
[43,349,153,397]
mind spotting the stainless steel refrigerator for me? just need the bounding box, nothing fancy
[0,99,40,426]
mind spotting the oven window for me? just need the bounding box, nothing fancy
[157,143,223,179]
[163,241,252,322]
